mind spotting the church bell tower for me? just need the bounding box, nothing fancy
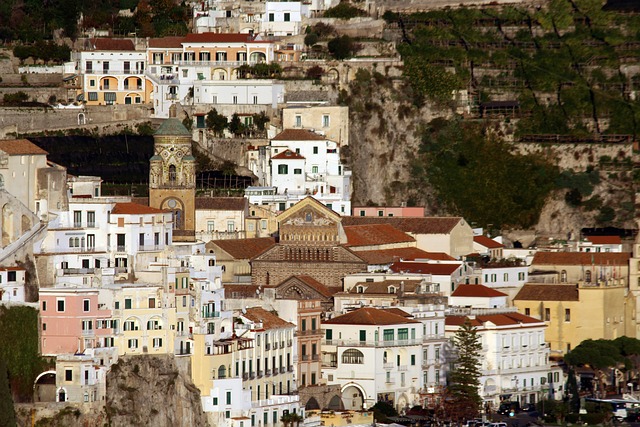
[149,118,196,241]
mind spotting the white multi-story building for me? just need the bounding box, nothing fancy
[0,267,26,302]
[445,308,562,408]
[246,129,351,215]
[322,307,423,412]
[261,2,303,36]
[72,38,148,106]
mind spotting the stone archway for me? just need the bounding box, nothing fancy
[2,203,15,246]
[21,214,31,234]
[34,370,56,402]
[341,383,365,410]
[327,395,344,410]
[305,396,320,410]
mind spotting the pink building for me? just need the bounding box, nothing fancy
[351,206,426,217]
[40,288,114,356]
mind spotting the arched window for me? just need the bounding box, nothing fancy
[357,286,364,293]
[69,237,74,247]
[585,270,592,283]
[561,270,567,283]
[341,348,364,364]
[218,365,227,379]
[169,165,177,183]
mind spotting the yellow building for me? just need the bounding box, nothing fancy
[114,284,176,356]
[513,282,630,355]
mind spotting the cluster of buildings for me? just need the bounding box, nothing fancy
[2,116,640,426]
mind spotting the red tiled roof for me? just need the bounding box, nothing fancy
[324,307,420,325]
[389,261,462,275]
[446,312,543,328]
[355,248,454,265]
[243,307,295,330]
[451,284,507,298]
[92,38,135,51]
[0,139,48,155]
[224,284,269,299]
[0,267,25,271]
[148,37,185,48]
[531,251,630,266]
[586,235,622,245]
[514,284,580,301]
[383,307,413,318]
[272,149,305,160]
[183,33,263,44]
[474,235,504,249]
[272,129,326,141]
[209,237,276,259]
[344,224,415,247]
[341,216,465,234]
[111,203,166,215]
[195,197,247,211]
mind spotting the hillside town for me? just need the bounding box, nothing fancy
[1,0,640,426]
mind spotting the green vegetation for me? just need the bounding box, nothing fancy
[206,108,228,137]
[410,118,559,229]
[3,92,29,105]
[447,319,482,421]
[0,306,46,402]
[13,42,70,64]
[328,35,357,60]
[0,359,16,427]
[237,63,282,79]
[323,2,367,20]
[393,0,640,135]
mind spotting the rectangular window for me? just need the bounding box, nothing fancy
[545,308,550,321]
[565,309,571,322]
[65,369,72,381]
[83,299,90,312]
[226,391,232,404]
[88,92,98,101]
[525,308,530,316]
[383,329,394,341]
[284,12,290,21]
[42,301,47,311]
[87,211,95,227]
[398,328,408,341]
[313,146,318,154]
[73,210,82,227]
[128,339,138,349]
[311,165,318,174]
[269,13,274,21]
[323,115,330,127]
[278,164,288,174]
[57,299,65,312]
[411,354,416,365]
[295,115,302,127]
[125,298,132,309]
[293,168,302,174]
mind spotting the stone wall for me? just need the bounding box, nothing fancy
[0,104,152,136]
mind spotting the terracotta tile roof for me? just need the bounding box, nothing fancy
[446,312,542,327]
[355,248,454,265]
[295,275,335,297]
[514,284,580,301]
[195,197,247,211]
[0,267,25,271]
[341,216,465,234]
[344,224,415,247]
[586,235,622,245]
[383,307,413,318]
[0,139,48,155]
[148,36,185,48]
[272,129,326,141]
[348,280,422,294]
[325,306,420,325]
[183,33,264,44]
[474,235,504,249]
[92,38,135,51]
[243,307,295,330]
[531,251,630,266]
[111,202,166,215]
[209,237,276,259]
[272,149,305,160]
[389,261,462,275]
[451,284,507,298]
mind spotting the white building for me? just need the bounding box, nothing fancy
[261,2,303,37]
[193,79,284,107]
[0,267,26,303]
[577,235,624,253]
[446,307,562,408]
[246,129,351,215]
[322,307,423,412]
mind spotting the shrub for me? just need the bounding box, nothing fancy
[328,35,356,60]
[323,2,367,19]
[306,65,324,80]
[3,92,29,104]
[304,33,319,47]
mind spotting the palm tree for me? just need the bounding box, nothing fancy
[280,413,292,427]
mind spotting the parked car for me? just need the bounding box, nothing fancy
[497,401,521,416]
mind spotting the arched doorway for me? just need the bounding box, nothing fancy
[327,395,345,410]
[305,396,320,410]
[341,384,364,410]
[250,52,266,63]
[57,387,67,402]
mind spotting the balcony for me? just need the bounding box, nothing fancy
[322,361,337,368]
[273,342,278,350]
[280,367,285,374]
[265,369,271,376]
[116,245,126,252]
[202,310,220,319]
[288,365,294,372]
[383,362,394,370]
[62,268,96,275]
[398,365,408,371]
[312,354,319,361]
[176,60,258,68]
[166,93,179,100]
[139,245,163,252]
[243,373,249,380]
[385,378,395,385]
[295,329,323,337]
[265,343,271,351]
[301,355,309,361]
[287,339,292,347]
[257,370,263,378]
[249,372,255,380]
[322,339,421,348]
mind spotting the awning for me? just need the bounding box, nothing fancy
[104,92,116,101]
[64,74,78,81]
[76,93,85,101]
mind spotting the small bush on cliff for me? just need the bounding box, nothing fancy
[323,2,367,19]
[328,35,357,60]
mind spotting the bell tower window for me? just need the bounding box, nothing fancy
[169,165,177,183]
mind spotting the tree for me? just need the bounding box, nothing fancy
[564,339,624,398]
[371,401,397,423]
[306,65,324,80]
[0,359,16,427]
[228,114,245,137]
[205,108,228,137]
[447,318,482,421]
[328,35,356,60]
[304,33,318,47]
[566,369,580,413]
[252,112,270,133]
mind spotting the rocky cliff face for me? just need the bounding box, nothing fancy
[105,355,209,427]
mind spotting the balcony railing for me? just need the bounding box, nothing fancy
[323,339,421,347]
[383,362,394,370]
[202,311,220,318]
[265,343,271,351]
[265,369,271,376]
[116,245,126,252]
[385,379,395,384]
[301,355,309,361]
[243,373,249,380]
[257,370,263,377]
[280,367,285,374]
[312,354,319,361]
[287,365,294,372]
[62,268,96,275]
[295,329,323,337]
[287,339,293,347]
[139,245,163,252]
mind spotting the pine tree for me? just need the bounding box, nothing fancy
[0,358,16,427]
[447,318,482,421]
